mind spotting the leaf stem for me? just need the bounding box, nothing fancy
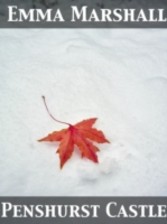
[41,96,71,126]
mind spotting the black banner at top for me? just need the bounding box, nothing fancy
[0,0,167,28]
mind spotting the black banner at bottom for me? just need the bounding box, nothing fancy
[0,197,167,224]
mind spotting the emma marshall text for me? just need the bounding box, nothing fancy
[8,6,167,23]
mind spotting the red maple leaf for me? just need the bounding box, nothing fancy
[38,96,110,168]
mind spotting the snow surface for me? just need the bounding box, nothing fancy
[0,29,167,196]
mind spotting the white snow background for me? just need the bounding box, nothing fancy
[0,29,167,196]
